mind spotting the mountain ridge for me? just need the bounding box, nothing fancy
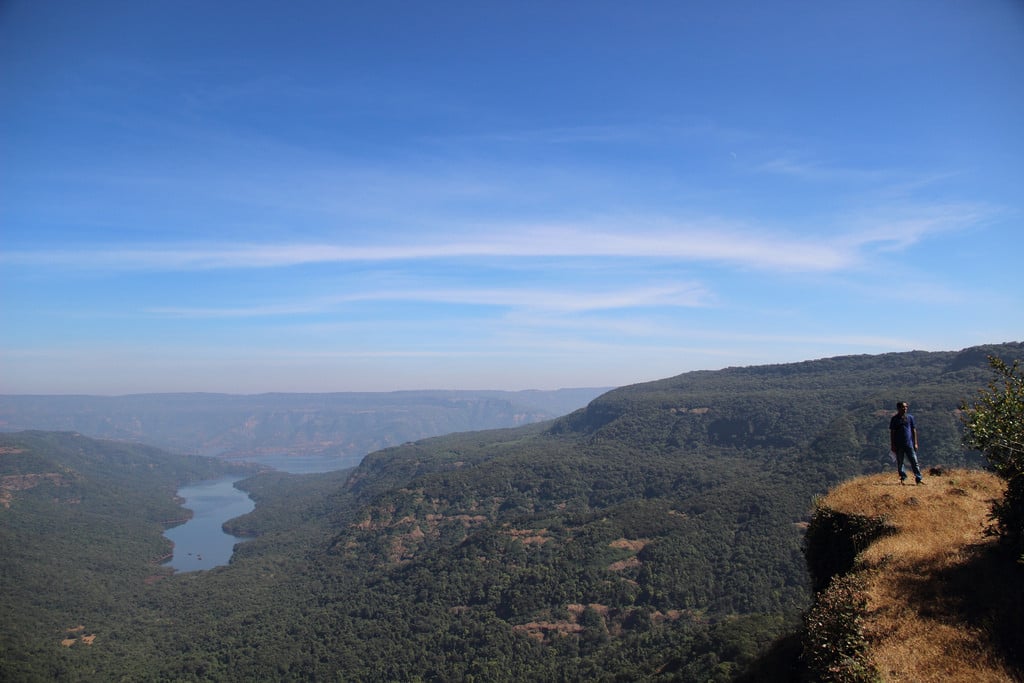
[0,387,607,460]
[2,342,1022,680]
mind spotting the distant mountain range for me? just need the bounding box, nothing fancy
[0,388,607,461]
[2,342,1022,681]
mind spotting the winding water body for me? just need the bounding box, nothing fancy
[163,455,360,572]
[163,476,255,572]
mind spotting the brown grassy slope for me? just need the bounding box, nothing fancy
[820,470,1020,682]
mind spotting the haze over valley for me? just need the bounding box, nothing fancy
[0,388,606,465]
[3,344,1023,680]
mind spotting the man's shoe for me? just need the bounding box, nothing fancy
[916,479,924,485]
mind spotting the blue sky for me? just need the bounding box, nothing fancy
[2,1,1022,394]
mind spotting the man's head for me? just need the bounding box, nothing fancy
[896,401,909,415]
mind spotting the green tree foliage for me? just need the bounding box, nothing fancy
[961,355,1024,557]
[961,356,1024,479]
[802,574,879,683]
[2,343,1022,681]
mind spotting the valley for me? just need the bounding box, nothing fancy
[1,342,1021,681]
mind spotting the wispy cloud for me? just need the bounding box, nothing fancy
[3,221,853,272]
[6,203,988,275]
[837,202,995,252]
[754,155,901,184]
[145,281,713,318]
[448,120,738,147]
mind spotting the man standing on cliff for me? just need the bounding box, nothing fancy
[890,401,923,485]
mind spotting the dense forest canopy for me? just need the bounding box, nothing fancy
[1,342,1021,681]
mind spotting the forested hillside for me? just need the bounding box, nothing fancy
[0,389,605,460]
[0,431,248,677]
[1,343,1021,681]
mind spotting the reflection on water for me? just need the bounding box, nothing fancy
[164,455,362,572]
[163,476,254,572]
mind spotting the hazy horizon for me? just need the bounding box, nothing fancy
[3,2,1023,394]
[0,386,614,398]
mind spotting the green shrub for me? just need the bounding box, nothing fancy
[802,574,879,683]
[961,356,1024,559]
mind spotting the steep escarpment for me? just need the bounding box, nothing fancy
[801,470,1022,682]
[4,344,1022,681]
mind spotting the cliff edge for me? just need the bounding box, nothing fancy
[802,469,1022,682]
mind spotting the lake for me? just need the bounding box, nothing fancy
[163,476,255,572]
[163,454,363,572]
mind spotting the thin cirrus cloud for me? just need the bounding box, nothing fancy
[5,222,854,272]
[835,202,994,253]
[145,282,713,318]
[753,155,906,185]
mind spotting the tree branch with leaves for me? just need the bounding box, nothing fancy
[961,355,1024,558]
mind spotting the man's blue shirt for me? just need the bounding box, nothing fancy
[890,413,916,450]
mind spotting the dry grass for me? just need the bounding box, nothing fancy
[820,469,1019,682]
